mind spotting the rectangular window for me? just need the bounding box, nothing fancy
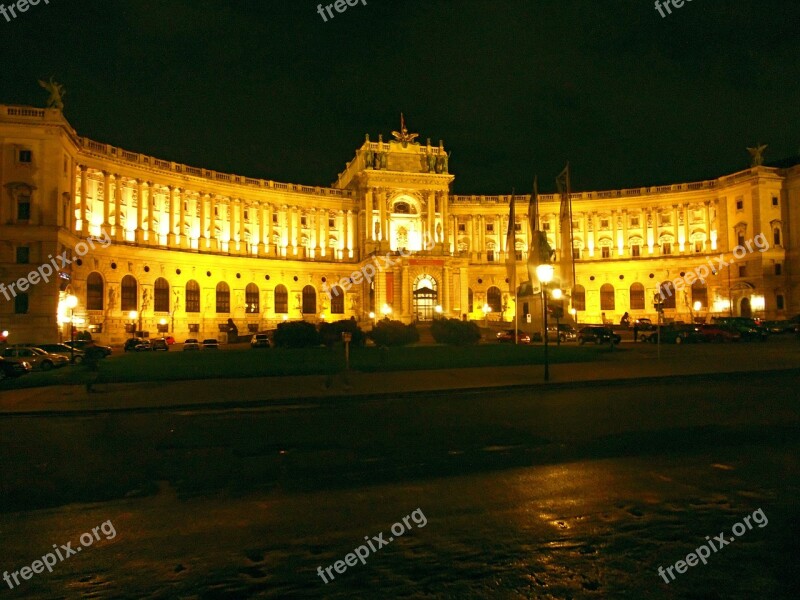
[775,263,782,275]
[18,150,32,163]
[16,247,30,264]
[694,241,703,253]
[572,248,581,260]
[301,216,307,227]
[600,219,609,229]
[273,213,279,223]
[458,223,466,232]
[630,217,639,227]
[542,222,550,231]
[661,215,671,226]
[601,247,610,258]
[486,250,495,262]
[736,198,744,210]
[486,224,494,232]
[572,221,579,230]
[631,245,640,257]
[739,265,747,277]
[244,210,249,220]
[772,196,779,207]
[777,295,785,310]
[329,218,335,228]
[18,196,31,220]
[15,293,29,314]
[737,233,745,247]
[514,223,521,232]
[662,243,672,255]
[515,250,523,261]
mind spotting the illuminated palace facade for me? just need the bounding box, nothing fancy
[1,104,798,344]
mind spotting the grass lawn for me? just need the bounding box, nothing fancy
[0,343,604,389]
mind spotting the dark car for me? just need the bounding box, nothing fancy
[151,338,169,351]
[0,356,32,381]
[36,343,86,364]
[642,324,703,344]
[547,323,577,342]
[496,329,531,344]
[578,326,621,345]
[763,320,795,334]
[65,340,112,357]
[711,317,768,342]
[631,318,656,331]
[1,347,69,370]
[124,338,147,352]
[698,324,741,343]
[202,338,220,350]
[134,340,153,352]
[250,333,271,349]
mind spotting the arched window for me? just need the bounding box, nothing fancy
[245,283,259,313]
[216,282,230,313]
[86,272,104,311]
[659,282,676,309]
[302,285,316,314]
[330,286,345,314]
[487,286,502,313]
[468,288,474,313]
[185,280,200,313]
[154,278,170,312]
[691,280,707,308]
[600,284,615,311]
[572,284,586,311]
[629,283,645,310]
[121,275,138,311]
[773,226,781,246]
[274,284,288,314]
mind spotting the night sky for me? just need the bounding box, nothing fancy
[1,0,797,194]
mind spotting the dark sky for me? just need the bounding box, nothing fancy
[1,0,798,194]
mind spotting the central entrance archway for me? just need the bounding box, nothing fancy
[413,274,438,321]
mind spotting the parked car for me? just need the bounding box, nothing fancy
[641,324,703,344]
[151,338,169,351]
[698,324,741,343]
[496,329,531,344]
[35,343,86,364]
[124,338,146,352]
[250,333,271,349]
[64,340,112,357]
[578,326,621,345]
[762,320,796,334]
[134,340,153,352]
[183,339,201,351]
[711,317,769,341]
[164,335,176,345]
[631,318,656,331]
[547,323,577,342]
[202,338,220,350]
[1,347,69,370]
[0,356,32,380]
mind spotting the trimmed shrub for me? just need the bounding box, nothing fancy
[369,319,419,347]
[319,319,365,347]
[273,321,321,348]
[431,318,481,345]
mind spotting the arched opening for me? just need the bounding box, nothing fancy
[486,286,502,314]
[659,282,676,309]
[629,283,644,310]
[216,282,230,314]
[691,280,707,308]
[330,286,345,314]
[245,283,259,313]
[274,285,288,314]
[86,272,104,311]
[740,297,752,318]
[154,278,170,313]
[413,274,439,321]
[600,284,615,311]
[121,275,138,311]
[185,280,200,313]
[572,284,586,311]
[302,285,316,314]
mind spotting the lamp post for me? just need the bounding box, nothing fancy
[65,295,78,363]
[536,264,554,381]
[552,288,563,346]
[381,304,392,320]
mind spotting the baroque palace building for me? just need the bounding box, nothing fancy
[1,103,798,344]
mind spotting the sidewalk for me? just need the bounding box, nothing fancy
[1,341,798,415]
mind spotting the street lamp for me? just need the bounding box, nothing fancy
[434,304,443,319]
[482,303,491,327]
[65,295,78,363]
[536,264,554,381]
[381,304,393,319]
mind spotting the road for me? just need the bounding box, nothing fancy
[0,371,799,598]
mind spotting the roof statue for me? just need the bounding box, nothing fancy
[391,113,419,145]
[747,144,767,167]
[38,77,65,110]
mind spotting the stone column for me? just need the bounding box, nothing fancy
[147,182,156,243]
[114,175,123,240]
[102,171,111,229]
[682,203,690,252]
[178,189,187,248]
[136,179,144,243]
[346,210,354,258]
[266,203,274,253]
[209,195,219,251]
[622,210,629,256]
[704,201,712,250]
[168,186,177,246]
[286,206,294,253]
[199,193,208,246]
[365,188,374,242]
[442,265,451,314]
[401,263,410,316]
[460,266,469,319]
[239,200,247,254]
[321,210,329,257]
[442,191,450,252]
[79,165,88,234]
[672,204,680,252]
[228,200,236,252]
[427,191,435,246]
[258,203,266,255]
[379,189,388,243]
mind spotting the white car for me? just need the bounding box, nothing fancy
[1,347,69,370]
[183,339,201,351]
